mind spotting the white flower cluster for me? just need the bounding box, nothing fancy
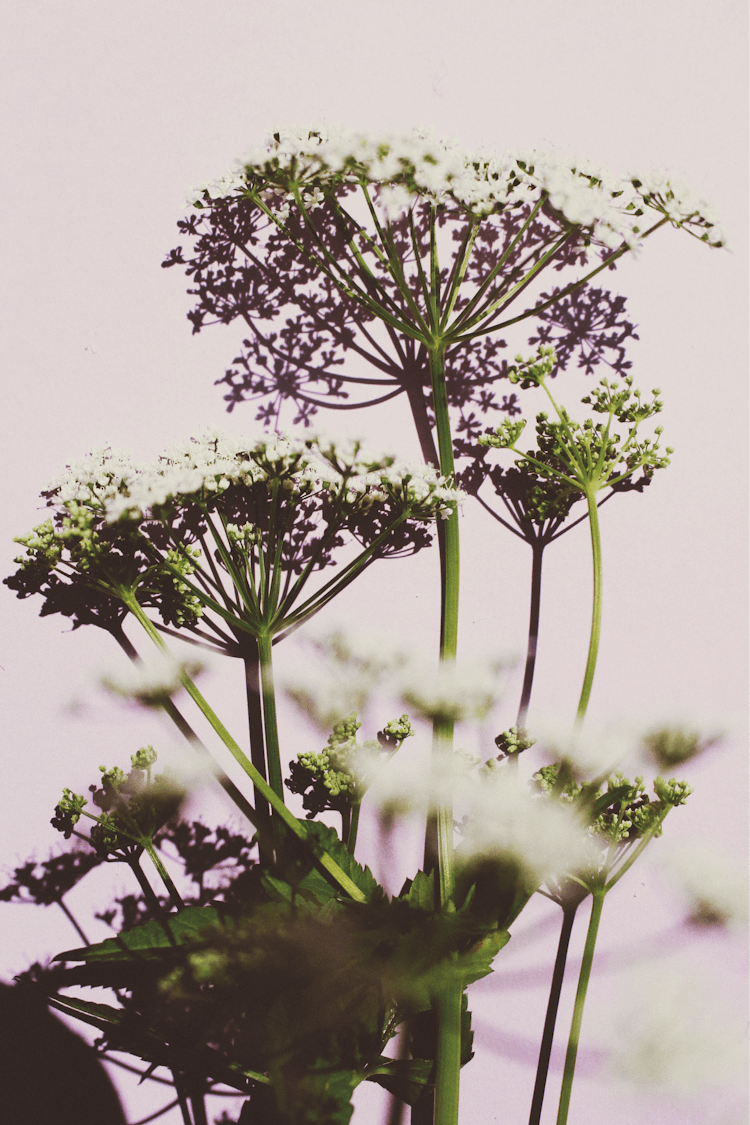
[45,446,136,507]
[41,430,461,525]
[659,843,749,929]
[282,624,408,730]
[191,125,725,250]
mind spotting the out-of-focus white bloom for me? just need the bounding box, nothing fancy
[528,719,634,781]
[398,657,505,723]
[461,771,595,885]
[283,661,375,731]
[659,844,749,929]
[362,746,475,820]
[304,624,408,678]
[283,624,408,730]
[609,969,745,1089]
[101,652,204,705]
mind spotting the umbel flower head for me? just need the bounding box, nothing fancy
[171,126,723,446]
[194,126,725,250]
[6,430,461,652]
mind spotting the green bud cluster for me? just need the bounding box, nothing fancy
[478,344,673,504]
[493,727,537,759]
[51,747,183,861]
[50,789,87,838]
[286,712,414,818]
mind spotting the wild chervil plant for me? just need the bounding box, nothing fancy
[3,127,729,1125]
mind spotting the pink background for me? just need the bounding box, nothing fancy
[1,3,747,1123]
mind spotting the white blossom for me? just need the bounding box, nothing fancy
[195,126,724,248]
[659,843,749,929]
[532,718,635,781]
[461,771,595,885]
[101,651,204,705]
[397,656,505,723]
[609,969,745,1089]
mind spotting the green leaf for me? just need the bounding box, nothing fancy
[365,1057,433,1106]
[54,905,226,962]
[458,928,511,986]
[461,992,474,1067]
[297,821,380,902]
[399,868,436,912]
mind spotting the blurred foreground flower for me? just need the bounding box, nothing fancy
[397,656,507,723]
[609,969,745,1090]
[532,718,634,781]
[659,843,749,929]
[101,651,205,705]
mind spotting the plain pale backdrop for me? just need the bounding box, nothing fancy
[0,3,747,1123]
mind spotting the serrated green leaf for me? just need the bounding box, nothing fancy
[365,1057,433,1105]
[459,928,511,986]
[302,821,380,902]
[54,905,226,962]
[401,868,436,912]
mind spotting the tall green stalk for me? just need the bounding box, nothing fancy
[576,490,603,725]
[257,631,284,801]
[428,341,463,1125]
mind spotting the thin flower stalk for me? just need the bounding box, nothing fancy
[536,773,694,1125]
[480,349,672,725]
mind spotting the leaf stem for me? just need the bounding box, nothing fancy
[57,898,90,945]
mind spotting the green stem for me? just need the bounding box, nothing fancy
[127,856,164,916]
[123,594,366,901]
[143,840,185,910]
[576,490,603,725]
[347,802,361,855]
[434,977,463,1125]
[257,631,284,802]
[243,647,272,864]
[517,541,545,728]
[427,341,462,1125]
[556,890,605,1125]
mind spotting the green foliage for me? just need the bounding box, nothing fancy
[55,905,225,963]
